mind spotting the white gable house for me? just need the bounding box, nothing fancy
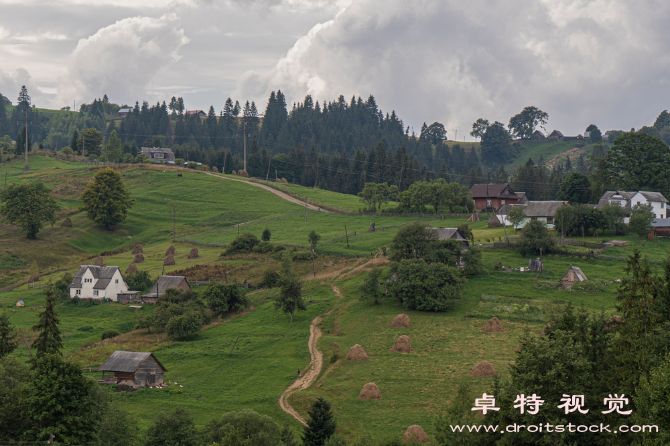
[68,265,130,301]
[597,191,668,221]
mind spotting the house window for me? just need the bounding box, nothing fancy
[547,217,554,225]
[531,217,537,221]
[501,200,505,204]
[93,290,99,297]
[662,203,665,209]
[76,289,81,295]
[115,279,119,284]
[486,199,491,206]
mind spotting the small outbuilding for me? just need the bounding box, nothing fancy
[561,266,587,288]
[16,300,24,307]
[432,228,469,248]
[142,275,191,303]
[99,350,167,388]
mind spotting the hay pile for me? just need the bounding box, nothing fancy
[358,383,382,400]
[402,425,429,443]
[125,263,137,274]
[164,255,175,266]
[187,248,200,259]
[488,215,502,228]
[483,317,505,333]
[165,245,176,256]
[515,344,522,353]
[237,169,249,178]
[94,256,104,267]
[60,217,72,227]
[346,344,369,360]
[469,361,497,377]
[132,244,143,254]
[390,335,412,353]
[133,254,145,263]
[390,313,411,328]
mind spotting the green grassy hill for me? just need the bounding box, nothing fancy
[0,154,648,441]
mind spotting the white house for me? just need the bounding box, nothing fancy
[597,191,668,220]
[68,265,130,301]
[496,201,568,229]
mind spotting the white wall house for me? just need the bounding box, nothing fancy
[68,265,129,301]
[597,191,668,221]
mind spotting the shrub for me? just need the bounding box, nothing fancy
[166,312,202,340]
[101,329,121,341]
[259,269,281,288]
[203,283,249,316]
[270,244,286,260]
[125,270,152,291]
[224,232,260,255]
[77,326,94,332]
[292,250,312,261]
[262,228,271,241]
[252,241,275,253]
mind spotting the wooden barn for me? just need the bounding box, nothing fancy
[142,275,191,303]
[99,350,167,388]
[561,266,587,288]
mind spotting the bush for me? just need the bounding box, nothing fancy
[101,329,121,341]
[271,244,286,260]
[260,269,281,288]
[252,241,275,253]
[125,270,152,291]
[203,283,249,316]
[166,312,202,340]
[292,250,312,261]
[224,232,260,255]
[262,228,271,241]
[77,326,94,332]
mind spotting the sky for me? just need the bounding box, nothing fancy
[1,0,669,138]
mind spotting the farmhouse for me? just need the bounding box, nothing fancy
[433,228,469,248]
[142,275,191,302]
[185,110,206,116]
[99,351,167,388]
[532,130,545,139]
[547,130,564,140]
[68,265,131,301]
[597,191,668,219]
[117,107,132,117]
[562,266,587,288]
[140,147,175,163]
[470,183,519,211]
[497,201,568,229]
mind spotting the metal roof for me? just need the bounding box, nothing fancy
[563,266,587,282]
[142,275,189,298]
[98,350,167,373]
[522,201,567,217]
[432,228,468,241]
[68,265,121,289]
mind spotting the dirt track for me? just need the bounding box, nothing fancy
[205,173,335,213]
[278,316,324,426]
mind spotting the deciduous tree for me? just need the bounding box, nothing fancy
[508,106,548,139]
[0,182,60,239]
[80,168,134,230]
[275,254,305,323]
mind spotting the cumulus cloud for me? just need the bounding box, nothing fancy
[0,68,44,104]
[55,13,189,107]
[236,0,670,136]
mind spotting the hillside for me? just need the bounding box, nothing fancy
[1,153,662,441]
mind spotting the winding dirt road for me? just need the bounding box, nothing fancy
[278,316,324,426]
[205,172,335,213]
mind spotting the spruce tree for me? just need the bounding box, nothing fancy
[31,284,63,357]
[302,397,336,446]
[0,311,18,358]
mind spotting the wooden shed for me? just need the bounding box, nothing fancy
[561,266,587,288]
[142,275,191,303]
[98,350,167,388]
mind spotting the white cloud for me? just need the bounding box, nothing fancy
[55,13,189,107]
[236,0,670,136]
[0,68,44,104]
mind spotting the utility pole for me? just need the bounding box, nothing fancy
[314,163,319,190]
[243,117,247,172]
[345,225,349,248]
[455,129,457,141]
[266,153,272,183]
[82,134,85,159]
[222,151,227,174]
[311,241,316,278]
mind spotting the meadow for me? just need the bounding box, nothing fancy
[0,153,650,441]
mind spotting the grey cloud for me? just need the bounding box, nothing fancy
[0,68,44,104]
[236,0,670,136]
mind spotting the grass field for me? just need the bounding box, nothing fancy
[0,153,651,441]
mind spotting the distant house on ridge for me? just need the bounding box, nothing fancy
[140,147,175,163]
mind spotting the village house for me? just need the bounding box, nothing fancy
[432,228,469,249]
[470,184,519,212]
[142,275,191,302]
[99,351,167,388]
[68,265,131,301]
[597,191,668,219]
[547,130,564,140]
[185,110,206,116]
[515,192,528,205]
[117,107,132,117]
[496,201,568,229]
[140,147,176,163]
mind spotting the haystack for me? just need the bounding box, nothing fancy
[164,254,175,266]
[515,344,522,353]
[469,361,497,377]
[132,244,143,254]
[390,335,412,353]
[94,256,104,267]
[187,248,200,259]
[487,215,501,228]
[390,313,411,328]
[133,253,145,263]
[358,383,382,400]
[402,425,429,443]
[346,344,369,360]
[29,273,40,283]
[125,263,137,274]
[60,217,72,227]
[165,245,176,256]
[483,317,505,333]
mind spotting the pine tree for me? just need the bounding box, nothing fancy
[302,397,336,446]
[31,285,63,357]
[0,311,18,358]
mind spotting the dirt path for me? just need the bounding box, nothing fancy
[205,172,335,213]
[331,284,344,299]
[278,316,324,426]
[545,146,585,170]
